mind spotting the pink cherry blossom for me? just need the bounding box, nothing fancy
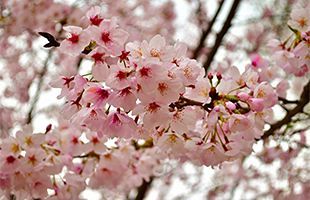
[86,6,104,26]
[59,26,90,56]
[87,18,129,56]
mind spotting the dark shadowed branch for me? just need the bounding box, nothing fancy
[261,81,310,140]
[202,0,242,74]
[134,178,153,200]
[192,0,225,59]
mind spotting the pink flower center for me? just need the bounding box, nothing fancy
[116,71,127,80]
[112,113,121,125]
[147,102,160,113]
[150,48,160,57]
[158,82,168,95]
[90,15,103,26]
[101,167,110,173]
[120,87,131,96]
[62,76,74,88]
[139,67,151,77]
[34,181,42,187]
[71,136,79,144]
[298,18,307,27]
[92,52,105,63]
[6,155,16,164]
[28,155,37,165]
[90,110,98,118]
[98,88,109,99]
[101,32,112,44]
[119,51,130,61]
[92,137,99,144]
[67,33,79,43]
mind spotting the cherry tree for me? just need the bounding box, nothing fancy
[0,0,309,199]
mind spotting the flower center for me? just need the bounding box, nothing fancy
[147,102,160,113]
[139,67,151,77]
[158,82,168,95]
[6,155,16,164]
[67,33,79,43]
[116,71,127,80]
[150,48,160,57]
[298,18,307,27]
[120,87,131,96]
[101,32,112,44]
[90,15,103,26]
[92,52,105,63]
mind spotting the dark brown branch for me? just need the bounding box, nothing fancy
[170,96,204,110]
[9,194,16,200]
[278,97,299,104]
[192,0,225,59]
[261,81,310,140]
[202,0,242,74]
[26,50,53,124]
[134,178,153,200]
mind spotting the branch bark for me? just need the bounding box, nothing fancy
[192,0,225,59]
[202,0,242,74]
[26,50,53,124]
[134,178,153,200]
[261,81,310,140]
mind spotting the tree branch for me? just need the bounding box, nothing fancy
[261,81,310,140]
[134,178,153,200]
[192,0,225,59]
[278,97,299,104]
[202,0,242,74]
[26,50,53,124]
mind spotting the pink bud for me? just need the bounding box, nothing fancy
[251,54,260,68]
[216,72,222,80]
[207,72,213,80]
[248,98,264,112]
[225,101,236,111]
[237,92,250,101]
[213,105,220,112]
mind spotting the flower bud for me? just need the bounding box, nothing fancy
[225,101,236,111]
[216,72,222,80]
[207,72,213,80]
[248,98,264,112]
[237,92,250,101]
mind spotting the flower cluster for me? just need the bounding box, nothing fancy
[54,7,278,167]
[269,31,309,77]
[0,125,164,199]
[269,3,309,77]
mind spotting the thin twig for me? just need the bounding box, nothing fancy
[202,0,242,74]
[26,50,53,124]
[278,97,299,104]
[192,0,225,59]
